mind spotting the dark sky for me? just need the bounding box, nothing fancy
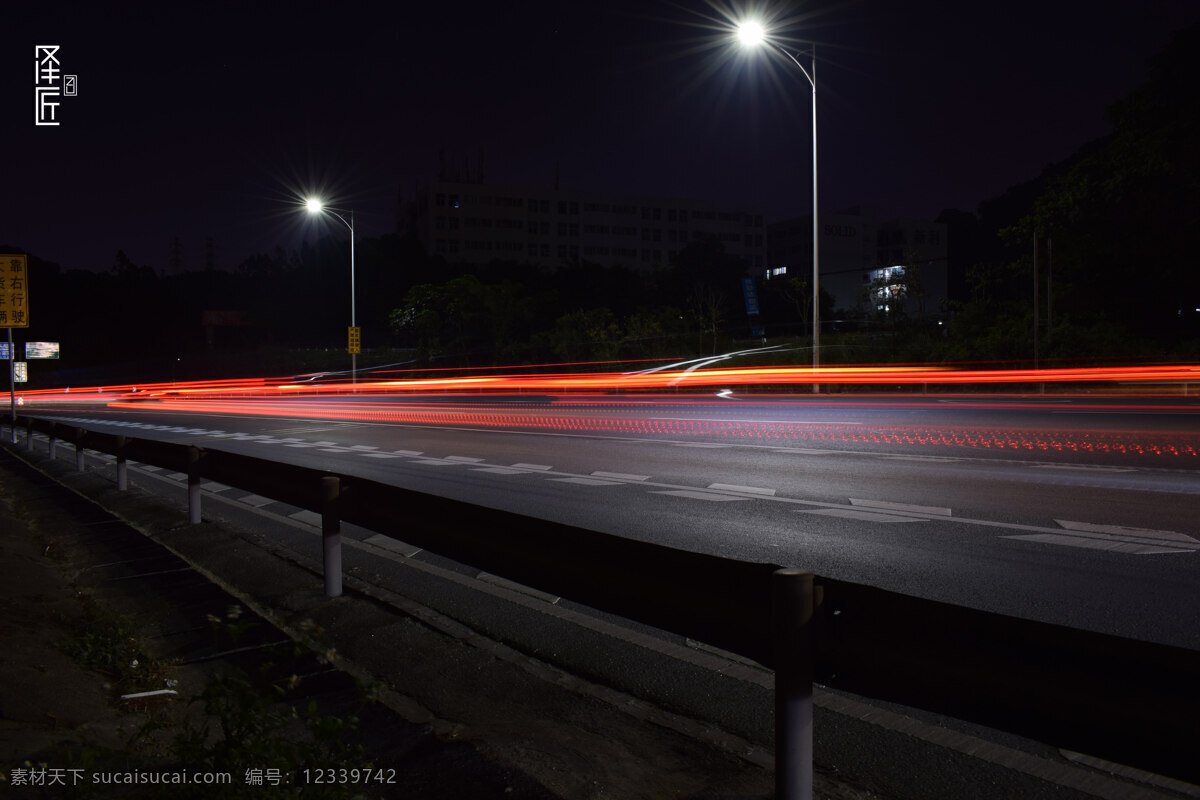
[3,0,1197,274]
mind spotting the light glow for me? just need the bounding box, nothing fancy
[305,197,323,213]
[736,20,766,46]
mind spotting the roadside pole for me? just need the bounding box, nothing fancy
[7,328,14,444]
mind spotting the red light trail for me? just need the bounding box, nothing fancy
[17,362,1200,460]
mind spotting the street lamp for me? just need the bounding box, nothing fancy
[305,198,358,384]
[737,20,820,390]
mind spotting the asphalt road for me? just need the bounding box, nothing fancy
[21,391,1200,651]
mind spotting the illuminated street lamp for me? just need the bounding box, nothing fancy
[305,198,358,384]
[737,20,820,390]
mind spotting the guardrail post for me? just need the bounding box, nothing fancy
[186,447,203,524]
[116,436,128,490]
[320,476,343,598]
[47,422,57,460]
[74,428,86,472]
[773,568,815,800]
[25,418,33,452]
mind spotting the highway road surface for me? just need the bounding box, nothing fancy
[24,391,1200,651]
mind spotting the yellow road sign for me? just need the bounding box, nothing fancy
[0,255,29,328]
[348,326,361,354]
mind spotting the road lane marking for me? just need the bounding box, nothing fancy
[797,508,926,523]
[849,498,952,516]
[360,452,404,458]
[650,490,746,502]
[473,467,527,474]
[445,455,485,462]
[1001,520,1199,554]
[1031,464,1135,473]
[1055,519,1199,544]
[549,477,623,486]
[593,471,651,481]
[707,483,776,496]
[880,456,962,463]
[512,463,552,470]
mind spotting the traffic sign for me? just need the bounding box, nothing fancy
[741,276,760,316]
[25,341,60,359]
[14,362,27,383]
[0,254,29,328]
[348,326,361,355]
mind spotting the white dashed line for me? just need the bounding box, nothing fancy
[549,477,623,486]
[797,508,926,523]
[651,490,746,502]
[707,483,776,496]
[849,498,952,516]
[592,471,651,481]
[1031,464,1135,473]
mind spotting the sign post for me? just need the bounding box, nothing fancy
[2,255,29,442]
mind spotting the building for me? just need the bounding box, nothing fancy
[766,207,948,320]
[401,179,767,272]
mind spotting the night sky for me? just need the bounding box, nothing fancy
[4,0,1197,275]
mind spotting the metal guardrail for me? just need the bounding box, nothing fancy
[6,414,1200,795]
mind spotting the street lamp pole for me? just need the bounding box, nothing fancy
[305,199,357,385]
[738,24,820,391]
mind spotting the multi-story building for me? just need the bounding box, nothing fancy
[766,207,948,319]
[402,179,767,272]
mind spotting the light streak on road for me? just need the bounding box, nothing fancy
[16,361,1200,400]
[16,357,1200,460]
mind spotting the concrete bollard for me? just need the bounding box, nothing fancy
[320,476,343,598]
[116,436,128,491]
[773,568,815,800]
[186,447,203,524]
